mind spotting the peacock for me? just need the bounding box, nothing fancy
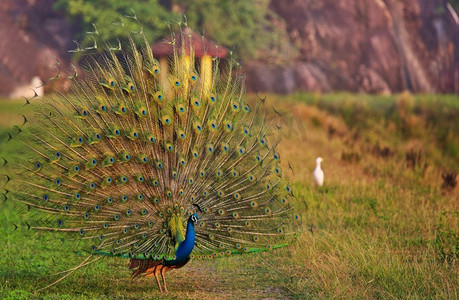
[3,23,300,293]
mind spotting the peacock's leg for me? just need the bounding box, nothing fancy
[160,266,168,293]
[153,265,163,292]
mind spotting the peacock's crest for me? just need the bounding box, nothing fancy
[4,21,300,281]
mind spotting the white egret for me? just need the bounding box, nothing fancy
[313,157,324,186]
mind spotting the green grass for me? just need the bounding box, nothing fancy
[0,93,458,299]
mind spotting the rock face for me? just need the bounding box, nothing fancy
[245,0,458,94]
[0,0,74,98]
[0,0,457,96]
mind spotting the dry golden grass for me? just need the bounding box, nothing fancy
[1,93,458,299]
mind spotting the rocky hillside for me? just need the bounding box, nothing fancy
[0,0,457,97]
[246,0,458,94]
[0,0,75,98]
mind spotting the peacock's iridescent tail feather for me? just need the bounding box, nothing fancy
[7,27,300,263]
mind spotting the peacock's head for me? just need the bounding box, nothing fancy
[189,213,199,224]
[190,203,202,224]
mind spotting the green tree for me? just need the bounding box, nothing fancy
[54,0,173,49]
[54,0,294,61]
[175,0,293,61]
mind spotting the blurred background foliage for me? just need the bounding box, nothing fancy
[53,0,173,51]
[53,0,293,61]
[1,0,457,96]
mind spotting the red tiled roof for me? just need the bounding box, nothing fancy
[152,28,228,58]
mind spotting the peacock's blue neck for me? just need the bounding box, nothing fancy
[165,217,195,266]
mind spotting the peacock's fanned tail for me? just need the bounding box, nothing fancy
[7,28,300,263]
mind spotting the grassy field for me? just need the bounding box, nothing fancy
[0,92,457,299]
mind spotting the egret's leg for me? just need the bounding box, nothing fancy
[160,266,168,293]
